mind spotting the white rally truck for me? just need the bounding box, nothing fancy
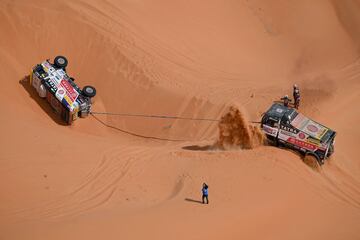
[261,103,336,166]
[30,56,96,125]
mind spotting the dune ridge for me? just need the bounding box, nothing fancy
[0,0,360,240]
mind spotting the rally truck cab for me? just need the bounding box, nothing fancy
[261,103,336,165]
[30,56,96,125]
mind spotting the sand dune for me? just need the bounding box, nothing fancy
[0,0,360,239]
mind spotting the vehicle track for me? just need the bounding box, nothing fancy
[9,146,152,221]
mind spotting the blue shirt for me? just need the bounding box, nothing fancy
[202,188,208,196]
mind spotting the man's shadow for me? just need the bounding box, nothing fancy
[184,198,203,204]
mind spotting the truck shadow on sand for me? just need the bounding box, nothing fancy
[182,145,214,151]
[182,140,321,170]
[19,76,68,126]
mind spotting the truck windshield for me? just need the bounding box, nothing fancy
[281,109,297,124]
[287,109,298,121]
[321,129,335,143]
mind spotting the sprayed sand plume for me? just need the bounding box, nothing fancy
[1,0,360,239]
[217,105,265,149]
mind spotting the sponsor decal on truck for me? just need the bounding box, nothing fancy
[287,137,317,151]
[263,125,278,137]
[60,79,79,102]
[291,113,329,140]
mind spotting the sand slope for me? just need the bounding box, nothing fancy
[0,0,360,239]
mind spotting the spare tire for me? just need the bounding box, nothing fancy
[82,86,96,98]
[54,56,68,69]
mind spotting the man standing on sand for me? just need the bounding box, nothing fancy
[202,183,209,204]
[293,84,300,109]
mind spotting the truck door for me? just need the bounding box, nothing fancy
[264,118,279,138]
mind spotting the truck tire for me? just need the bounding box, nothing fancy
[54,56,68,69]
[303,153,321,170]
[275,138,280,147]
[82,86,96,98]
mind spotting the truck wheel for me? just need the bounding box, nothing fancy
[54,56,68,69]
[82,86,96,98]
[303,153,321,171]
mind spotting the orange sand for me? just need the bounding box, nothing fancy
[0,0,360,239]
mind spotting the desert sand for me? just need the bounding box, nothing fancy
[0,0,360,239]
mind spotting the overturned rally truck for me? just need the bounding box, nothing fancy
[30,56,96,125]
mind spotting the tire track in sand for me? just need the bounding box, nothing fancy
[274,155,360,210]
[9,146,151,221]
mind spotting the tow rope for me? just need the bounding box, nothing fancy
[89,111,260,141]
[90,111,220,122]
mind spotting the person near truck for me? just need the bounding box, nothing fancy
[293,84,300,109]
[281,95,291,107]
